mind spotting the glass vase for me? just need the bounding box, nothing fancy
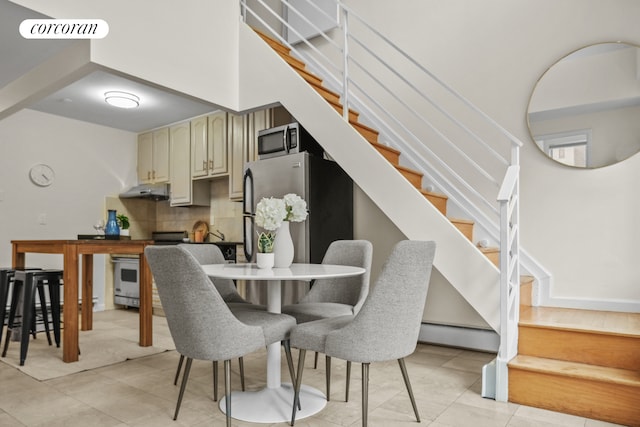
[104,209,120,236]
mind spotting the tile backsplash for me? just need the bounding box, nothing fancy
[106,177,243,242]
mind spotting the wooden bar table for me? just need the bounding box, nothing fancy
[11,239,154,363]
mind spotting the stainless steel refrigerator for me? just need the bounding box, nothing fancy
[242,152,353,305]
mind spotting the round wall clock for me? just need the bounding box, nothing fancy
[29,163,55,187]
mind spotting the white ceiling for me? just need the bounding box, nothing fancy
[1,0,218,133]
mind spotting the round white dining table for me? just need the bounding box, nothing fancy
[201,262,366,423]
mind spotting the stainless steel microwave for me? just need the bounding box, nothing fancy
[257,122,323,159]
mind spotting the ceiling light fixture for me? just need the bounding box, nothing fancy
[104,91,140,109]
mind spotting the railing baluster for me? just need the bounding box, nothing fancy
[342,6,349,121]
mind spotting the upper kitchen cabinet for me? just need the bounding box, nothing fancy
[137,128,170,184]
[228,109,273,200]
[191,111,228,179]
[169,121,210,207]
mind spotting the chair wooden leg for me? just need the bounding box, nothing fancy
[362,363,369,427]
[224,360,232,427]
[291,349,306,426]
[174,354,184,385]
[325,355,331,401]
[346,360,351,402]
[398,358,420,422]
[174,357,192,420]
[213,360,219,401]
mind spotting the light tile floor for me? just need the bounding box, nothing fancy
[0,312,625,427]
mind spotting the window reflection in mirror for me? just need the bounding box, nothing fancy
[527,42,640,168]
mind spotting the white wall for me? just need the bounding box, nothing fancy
[320,0,640,307]
[0,109,137,309]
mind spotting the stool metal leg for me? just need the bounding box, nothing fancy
[0,270,10,346]
[36,284,52,346]
[1,279,22,358]
[19,273,37,366]
[48,279,62,347]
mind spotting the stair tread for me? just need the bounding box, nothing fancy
[520,306,640,337]
[448,217,474,225]
[509,355,640,387]
[420,189,447,200]
[349,119,379,136]
[478,246,499,254]
[254,28,290,53]
[371,140,401,155]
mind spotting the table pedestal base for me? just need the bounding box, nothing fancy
[219,383,326,423]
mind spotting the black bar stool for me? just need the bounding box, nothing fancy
[0,267,43,345]
[1,269,63,366]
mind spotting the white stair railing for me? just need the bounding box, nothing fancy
[241,0,529,400]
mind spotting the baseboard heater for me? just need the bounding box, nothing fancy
[419,322,499,353]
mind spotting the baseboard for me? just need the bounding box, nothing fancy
[418,322,499,352]
[537,290,640,313]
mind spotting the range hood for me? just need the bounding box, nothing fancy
[119,183,169,200]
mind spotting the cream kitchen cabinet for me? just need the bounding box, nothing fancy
[228,109,273,200]
[137,128,170,183]
[169,121,210,207]
[228,114,246,200]
[191,111,228,179]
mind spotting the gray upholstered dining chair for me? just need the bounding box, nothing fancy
[176,243,265,397]
[145,245,296,426]
[282,239,373,401]
[289,240,436,427]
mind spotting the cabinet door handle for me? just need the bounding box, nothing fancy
[209,160,213,169]
[147,171,151,180]
[152,170,156,180]
[203,160,207,170]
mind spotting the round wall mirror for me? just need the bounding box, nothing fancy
[527,42,640,168]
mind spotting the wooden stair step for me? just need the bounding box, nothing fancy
[518,306,640,370]
[350,120,379,144]
[371,141,400,165]
[395,164,423,189]
[329,102,360,122]
[478,245,499,267]
[289,62,324,86]
[421,189,447,215]
[276,51,307,72]
[309,81,341,105]
[449,217,474,241]
[509,355,640,427]
[254,28,291,56]
[519,275,534,307]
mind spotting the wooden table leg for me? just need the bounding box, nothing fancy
[12,246,25,269]
[81,254,93,331]
[138,248,152,347]
[63,244,79,362]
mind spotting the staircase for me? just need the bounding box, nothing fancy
[254,29,501,265]
[253,28,640,426]
[509,297,640,426]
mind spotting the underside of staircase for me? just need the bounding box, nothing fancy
[254,29,499,267]
[510,296,640,426]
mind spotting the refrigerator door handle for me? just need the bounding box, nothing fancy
[243,168,254,214]
[284,123,290,154]
[243,167,255,261]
